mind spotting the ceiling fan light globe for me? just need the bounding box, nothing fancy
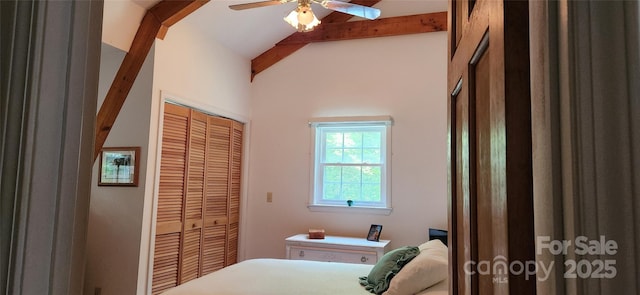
[283,5,320,32]
[284,9,299,27]
[297,7,314,25]
[305,13,321,30]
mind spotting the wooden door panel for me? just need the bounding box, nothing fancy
[201,224,227,275]
[226,222,239,265]
[180,110,208,282]
[185,110,207,222]
[156,107,188,226]
[153,103,189,294]
[152,232,181,294]
[226,123,243,266]
[471,42,494,293]
[229,123,243,224]
[450,0,465,54]
[205,118,231,220]
[180,228,202,283]
[201,117,232,271]
[453,81,472,295]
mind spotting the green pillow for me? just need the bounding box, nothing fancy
[359,246,420,294]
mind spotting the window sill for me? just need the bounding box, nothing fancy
[307,204,392,215]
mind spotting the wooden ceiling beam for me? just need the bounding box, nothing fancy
[250,0,381,81]
[277,12,447,45]
[94,0,209,161]
[151,0,209,36]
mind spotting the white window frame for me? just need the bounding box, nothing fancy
[308,116,393,215]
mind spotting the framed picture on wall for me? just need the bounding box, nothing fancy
[98,147,140,186]
[366,224,383,242]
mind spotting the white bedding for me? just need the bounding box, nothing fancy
[160,258,448,295]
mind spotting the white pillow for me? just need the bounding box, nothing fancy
[418,239,447,253]
[383,240,448,295]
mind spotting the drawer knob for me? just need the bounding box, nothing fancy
[361,256,367,263]
[299,251,305,257]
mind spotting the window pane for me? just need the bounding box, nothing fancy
[362,166,381,183]
[362,184,381,202]
[325,148,343,163]
[363,132,381,148]
[341,183,361,200]
[326,132,343,148]
[343,148,362,163]
[362,149,381,163]
[343,132,362,148]
[324,166,342,182]
[342,166,361,183]
[323,183,341,200]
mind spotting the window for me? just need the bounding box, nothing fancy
[309,116,392,214]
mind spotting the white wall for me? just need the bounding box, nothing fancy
[85,43,155,295]
[101,0,146,52]
[140,19,253,295]
[152,21,252,117]
[245,32,448,259]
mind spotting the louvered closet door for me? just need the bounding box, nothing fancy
[201,116,231,275]
[227,122,243,265]
[153,103,243,293]
[200,118,243,272]
[152,104,189,294]
[180,110,207,284]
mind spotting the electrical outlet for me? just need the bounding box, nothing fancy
[267,192,273,203]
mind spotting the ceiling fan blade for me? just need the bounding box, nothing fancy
[229,0,291,10]
[318,0,381,20]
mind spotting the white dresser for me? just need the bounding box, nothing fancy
[285,234,390,265]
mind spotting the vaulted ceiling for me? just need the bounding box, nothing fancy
[96,0,447,156]
[132,0,448,78]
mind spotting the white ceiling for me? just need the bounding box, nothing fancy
[132,0,447,59]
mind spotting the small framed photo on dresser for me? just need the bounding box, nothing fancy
[366,224,383,242]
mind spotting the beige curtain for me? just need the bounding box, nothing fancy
[532,1,640,294]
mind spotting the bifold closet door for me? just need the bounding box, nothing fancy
[152,103,243,294]
[227,121,243,265]
[201,116,231,275]
[152,104,189,294]
[180,110,207,283]
[200,118,243,274]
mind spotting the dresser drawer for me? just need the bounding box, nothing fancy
[289,246,378,265]
[285,234,390,265]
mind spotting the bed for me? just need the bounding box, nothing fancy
[160,239,448,295]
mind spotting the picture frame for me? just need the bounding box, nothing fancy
[366,224,383,242]
[98,147,140,186]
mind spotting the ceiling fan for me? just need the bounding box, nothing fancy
[229,0,381,32]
